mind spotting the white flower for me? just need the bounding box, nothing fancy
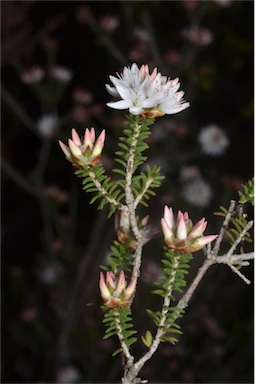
[198,124,229,156]
[106,63,190,118]
[51,66,73,83]
[179,165,201,182]
[20,65,45,84]
[182,179,213,207]
[36,114,58,138]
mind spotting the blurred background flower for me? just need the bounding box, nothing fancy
[1,1,253,383]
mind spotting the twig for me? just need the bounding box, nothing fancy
[225,220,253,257]
[215,252,254,264]
[229,265,251,285]
[177,258,213,311]
[88,170,125,211]
[124,122,144,281]
[1,157,37,197]
[114,310,134,367]
[2,14,66,65]
[55,210,108,368]
[133,255,181,375]
[212,200,236,256]
[35,140,55,261]
[86,14,128,66]
[134,177,153,209]
[1,84,36,133]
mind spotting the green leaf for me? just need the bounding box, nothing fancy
[112,347,123,357]
[141,330,153,348]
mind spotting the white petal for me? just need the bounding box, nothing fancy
[115,85,132,101]
[105,84,119,97]
[161,102,190,114]
[107,100,131,110]
[142,98,157,108]
[129,106,143,115]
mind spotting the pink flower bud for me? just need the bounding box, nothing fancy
[114,270,126,296]
[59,141,71,158]
[188,218,207,239]
[91,129,105,159]
[164,205,175,230]
[124,277,137,300]
[84,128,95,150]
[161,206,218,253]
[106,271,116,290]
[161,218,173,240]
[99,271,136,309]
[68,139,82,157]
[195,235,218,248]
[99,272,111,302]
[59,128,105,168]
[176,214,187,240]
[71,128,82,146]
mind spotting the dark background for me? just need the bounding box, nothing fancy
[1,1,254,383]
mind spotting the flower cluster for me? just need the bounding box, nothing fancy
[99,270,137,308]
[181,25,214,46]
[59,128,105,167]
[106,63,190,118]
[161,206,217,253]
[20,65,73,84]
[20,65,45,84]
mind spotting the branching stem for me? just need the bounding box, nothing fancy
[134,177,153,209]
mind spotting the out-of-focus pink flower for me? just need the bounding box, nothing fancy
[59,128,105,168]
[161,206,217,253]
[74,5,92,24]
[41,37,58,50]
[20,65,45,84]
[99,270,137,308]
[51,66,73,83]
[163,50,181,66]
[43,185,69,203]
[182,0,198,12]
[20,307,38,322]
[142,260,161,285]
[72,105,91,122]
[128,41,149,61]
[181,25,214,46]
[222,175,243,191]
[99,15,119,32]
[179,165,201,183]
[214,0,232,7]
[106,63,190,118]
[72,88,93,104]
[90,103,104,116]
